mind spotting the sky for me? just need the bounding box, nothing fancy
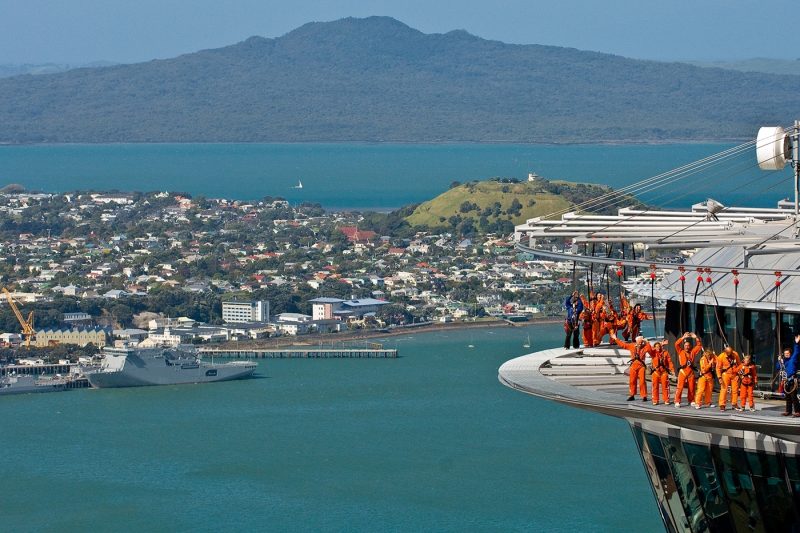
[0,0,795,65]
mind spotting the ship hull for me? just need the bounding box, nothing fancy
[86,348,257,388]
[0,376,67,395]
[0,384,67,395]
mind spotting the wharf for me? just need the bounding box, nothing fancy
[200,347,398,359]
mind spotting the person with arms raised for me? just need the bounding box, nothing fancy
[611,332,652,402]
[782,335,800,417]
[674,332,702,407]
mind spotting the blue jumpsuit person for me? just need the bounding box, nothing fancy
[564,291,583,349]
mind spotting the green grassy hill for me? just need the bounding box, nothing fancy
[406,178,642,231]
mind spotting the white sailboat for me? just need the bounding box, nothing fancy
[523,334,531,348]
[293,180,303,189]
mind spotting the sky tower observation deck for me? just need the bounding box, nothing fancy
[499,125,800,531]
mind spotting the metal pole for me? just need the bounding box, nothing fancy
[795,120,800,216]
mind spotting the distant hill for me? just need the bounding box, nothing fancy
[0,61,118,79]
[685,58,800,76]
[405,178,644,232]
[1,17,799,143]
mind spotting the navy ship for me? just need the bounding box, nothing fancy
[86,345,257,388]
[0,374,68,395]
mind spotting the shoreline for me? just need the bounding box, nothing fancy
[216,317,565,349]
[0,139,744,148]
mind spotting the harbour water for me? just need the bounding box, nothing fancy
[1,325,661,532]
[0,142,788,209]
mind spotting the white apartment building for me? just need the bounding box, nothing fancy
[222,300,270,323]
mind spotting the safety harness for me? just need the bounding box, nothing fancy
[651,351,668,373]
[631,344,647,368]
[739,364,755,386]
[679,349,697,374]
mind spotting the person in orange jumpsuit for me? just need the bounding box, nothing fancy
[674,333,702,407]
[611,332,652,401]
[693,349,716,409]
[649,341,674,405]
[591,293,608,346]
[626,303,652,340]
[619,295,632,340]
[716,344,741,411]
[735,354,758,412]
[597,299,627,345]
[579,294,594,347]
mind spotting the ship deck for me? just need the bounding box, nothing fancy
[499,343,800,436]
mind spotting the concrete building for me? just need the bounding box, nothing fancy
[222,300,270,323]
[275,313,312,336]
[113,328,149,343]
[309,297,389,321]
[63,312,93,325]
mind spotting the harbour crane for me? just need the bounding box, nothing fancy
[2,287,35,348]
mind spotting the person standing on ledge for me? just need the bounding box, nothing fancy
[735,354,758,412]
[563,291,583,349]
[611,332,652,402]
[580,293,595,348]
[782,335,800,417]
[716,344,741,412]
[693,349,716,409]
[674,332,702,407]
[649,340,674,405]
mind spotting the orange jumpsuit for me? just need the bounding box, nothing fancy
[626,307,652,340]
[591,295,607,346]
[580,295,594,347]
[674,339,702,405]
[650,348,675,404]
[614,337,652,398]
[618,296,631,338]
[599,304,627,344]
[736,362,758,409]
[717,350,741,409]
[694,355,716,407]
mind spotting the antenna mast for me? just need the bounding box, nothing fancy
[794,120,800,216]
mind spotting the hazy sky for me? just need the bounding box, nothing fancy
[0,0,794,64]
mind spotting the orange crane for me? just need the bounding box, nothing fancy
[2,287,35,348]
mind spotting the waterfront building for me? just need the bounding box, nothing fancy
[222,300,270,323]
[501,126,800,530]
[35,326,111,348]
[309,297,389,321]
[275,313,312,336]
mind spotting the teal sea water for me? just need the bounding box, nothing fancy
[1,325,662,532]
[0,141,786,530]
[0,142,791,209]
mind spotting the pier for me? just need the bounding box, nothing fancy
[199,347,398,359]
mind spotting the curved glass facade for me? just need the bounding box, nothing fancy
[632,424,800,532]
